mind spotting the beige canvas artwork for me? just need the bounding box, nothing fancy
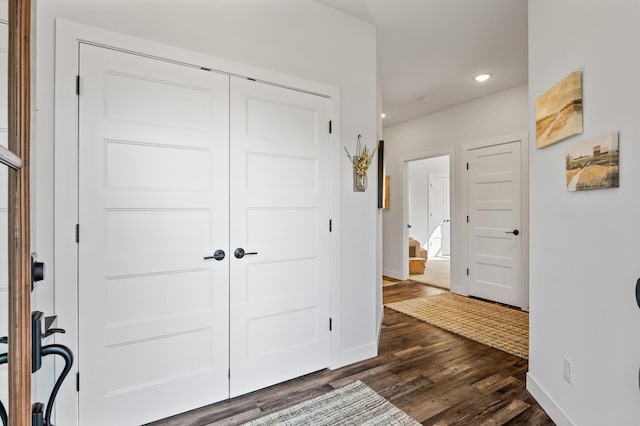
[566,132,619,192]
[536,71,583,148]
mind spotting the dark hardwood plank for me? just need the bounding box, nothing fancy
[150,282,554,426]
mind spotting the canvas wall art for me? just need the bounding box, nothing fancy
[566,132,619,192]
[536,71,583,148]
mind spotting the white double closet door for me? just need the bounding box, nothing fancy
[77,44,331,425]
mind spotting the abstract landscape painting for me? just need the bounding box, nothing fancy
[536,71,583,148]
[566,132,619,192]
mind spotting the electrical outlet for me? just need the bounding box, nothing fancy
[563,358,572,384]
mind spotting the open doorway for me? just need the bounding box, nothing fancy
[406,155,451,289]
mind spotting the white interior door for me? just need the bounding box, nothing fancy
[229,77,331,397]
[0,21,8,408]
[467,141,522,307]
[442,176,451,256]
[78,44,230,425]
[428,173,450,257]
[407,174,427,247]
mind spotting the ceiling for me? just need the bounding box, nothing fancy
[314,0,528,126]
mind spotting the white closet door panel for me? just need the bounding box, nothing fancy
[78,44,229,426]
[229,77,331,397]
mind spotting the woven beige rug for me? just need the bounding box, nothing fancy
[385,293,529,359]
[242,380,419,425]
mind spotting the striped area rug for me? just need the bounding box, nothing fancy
[386,293,529,359]
[242,381,419,426]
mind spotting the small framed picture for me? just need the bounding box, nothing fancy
[566,132,619,191]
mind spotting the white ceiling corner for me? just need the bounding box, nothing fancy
[314,0,375,23]
[314,0,528,126]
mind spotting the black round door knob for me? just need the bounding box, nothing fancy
[32,261,45,282]
[505,229,520,236]
[204,249,225,261]
[234,248,258,259]
[31,253,45,290]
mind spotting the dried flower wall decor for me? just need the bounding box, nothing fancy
[344,134,376,192]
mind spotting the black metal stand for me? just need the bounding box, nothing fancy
[38,344,73,426]
[0,312,74,426]
[0,344,7,426]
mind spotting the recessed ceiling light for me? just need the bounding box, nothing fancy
[474,73,492,82]
[381,113,387,118]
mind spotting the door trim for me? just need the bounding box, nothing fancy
[53,19,341,425]
[462,132,529,310]
[400,147,456,288]
[6,1,32,424]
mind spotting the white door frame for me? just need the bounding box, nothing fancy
[400,147,456,286]
[462,132,529,310]
[53,19,341,426]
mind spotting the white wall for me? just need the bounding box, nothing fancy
[407,156,449,250]
[35,0,377,378]
[382,85,528,284]
[527,1,640,424]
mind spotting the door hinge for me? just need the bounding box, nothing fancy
[329,219,332,232]
[75,224,80,243]
[329,318,333,331]
[200,66,212,72]
[228,369,230,379]
[466,215,469,223]
[329,120,332,134]
[247,77,256,81]
[466,268,469,276]
[466,162,469,170]
[76,372,80,392]
[76,75,80,95]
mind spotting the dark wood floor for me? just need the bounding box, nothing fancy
[151,281,554,426]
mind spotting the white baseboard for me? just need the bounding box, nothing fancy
[383,269,402,280]
[330,342,377,370]
[449,287,466,296]
[526,373,575,426]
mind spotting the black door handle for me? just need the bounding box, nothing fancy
[204,249,225,261]
[31,253,45,291]
[505,229,520,236]
[407,224,412,229]
[234,248,258,259]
